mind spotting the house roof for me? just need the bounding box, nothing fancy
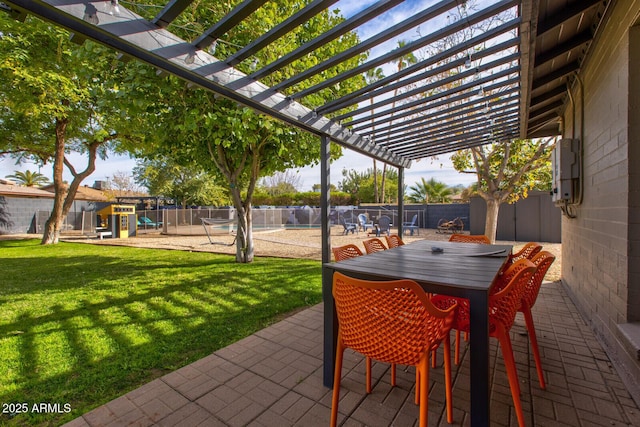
[39,184,110,201]
[0,182,55,198]
[2,0,611,168]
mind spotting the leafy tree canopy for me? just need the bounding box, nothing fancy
[451,138,554,241]
[339,168,400,204]
[133,158,230,207]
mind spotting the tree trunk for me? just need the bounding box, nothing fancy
[484,197,500,244]
[229,186,254,263]
[42,117,101,245]
[381,164,387,203]
[373,159,378,203]
[41,119,68,245]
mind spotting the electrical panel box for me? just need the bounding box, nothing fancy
[551,138,580,203]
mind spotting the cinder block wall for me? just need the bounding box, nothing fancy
[560,1,640,405]
[1,196,54,233]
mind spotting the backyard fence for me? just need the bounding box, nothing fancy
[36,205,470,237]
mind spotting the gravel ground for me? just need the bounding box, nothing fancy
[52,227,562,282]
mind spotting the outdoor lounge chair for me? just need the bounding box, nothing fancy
[403,214,419,236]
[357,213,374,233]
[340,217,357,235]
[375,215,391,237]
[138,216,161,228]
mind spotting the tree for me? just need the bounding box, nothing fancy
[451,138,554,243]
[339,168,400,204]
[0,13,145,244]
[364,67,385,202]
[312,183,337,193]
[106,171,139,194]
[383,41,417,203]
[407,177,453,203]
[128,2,366,262]
[4,170,49,187]
[260,171,302,196]
[133,158,229,208]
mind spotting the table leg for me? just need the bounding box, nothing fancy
[468,291,490,426]
[323,266,338,388]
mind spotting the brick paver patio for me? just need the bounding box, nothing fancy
[63,281,640,426]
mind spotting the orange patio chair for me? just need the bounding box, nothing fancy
[385,234,405,248]
[331,244,363,261]
[448,234,490,244]
[431,260,536,427]
[332,243,392,391]
[519,250,556,389]
[331,272,456,427]
[363,237,387,254]
[508,242,543,265]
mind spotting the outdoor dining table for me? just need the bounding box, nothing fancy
[322,239,513,427]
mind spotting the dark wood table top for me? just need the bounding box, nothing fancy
[324,239,512,294]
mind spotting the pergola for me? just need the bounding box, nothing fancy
[2,0,607,253]
[0,0,613,422]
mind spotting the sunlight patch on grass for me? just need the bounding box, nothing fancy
[0,239,322,426]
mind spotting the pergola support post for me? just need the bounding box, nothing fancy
[398,166,404,237]
[321,135,336,387]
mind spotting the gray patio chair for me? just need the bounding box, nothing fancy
[340,217,357,235]
[357,214,374,233]
[375,215,391,237]
[403,214,419,236]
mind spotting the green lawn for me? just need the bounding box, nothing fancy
[0,239,322,426]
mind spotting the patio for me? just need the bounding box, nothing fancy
[63,280,640,426]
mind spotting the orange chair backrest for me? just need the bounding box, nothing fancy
[522,251,556,309]
[449,234,490,244]
[363,238,387,254]
[385,234,405,248]
[510,242,542,263]
[332,272,456,366]
[332,244,364,261]
[489,260,536,328]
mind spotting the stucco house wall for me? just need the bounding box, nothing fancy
[560,1,640,404]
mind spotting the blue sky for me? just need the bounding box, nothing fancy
[0,0,479,191]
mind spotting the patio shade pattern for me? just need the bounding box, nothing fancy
[1,0,610,167]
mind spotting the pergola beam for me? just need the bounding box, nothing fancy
[271,0,460,92]
[248,0,405,80]
[193,0,268,50]
[7,0,409,168]
[225,0,339,66]
[296,16,521,105]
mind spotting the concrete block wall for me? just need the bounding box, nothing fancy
[560,1,640,405]
[0,196,96,234]
[1,196,54,233]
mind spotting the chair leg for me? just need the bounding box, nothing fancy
[391,363,396,387]
[454,329,461,365]
[366,356,372,393]
[418,356,429,427]
[443,335,454,424]
[523,305,546,389]
[331,340,345,427]
[497,330,526,427]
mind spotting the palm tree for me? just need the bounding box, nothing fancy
[408,177,453,203]
[382,41,417,202]
[365,67,385,203]
[5,170,50,187]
